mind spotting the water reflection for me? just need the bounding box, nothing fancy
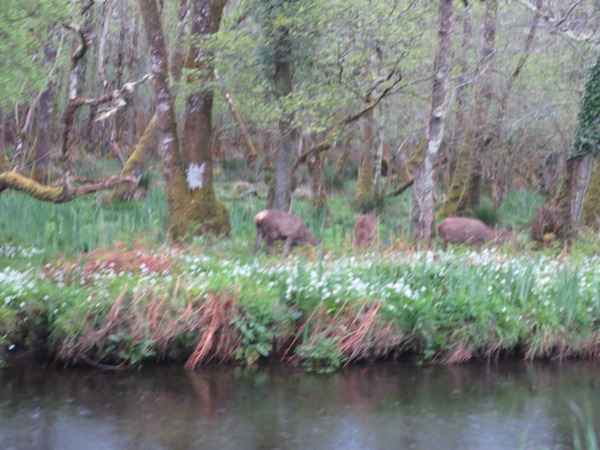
[0,361,598,449]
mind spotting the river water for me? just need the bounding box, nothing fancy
[1,360,599,449]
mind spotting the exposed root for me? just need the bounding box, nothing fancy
[443,342,475,365]
[525,331,577,361]
[287,301,407,366]
[184,294,241,370]
[582,338,600,359]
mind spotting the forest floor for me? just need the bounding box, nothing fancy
[1,182,599,372]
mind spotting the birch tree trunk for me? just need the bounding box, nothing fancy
[411,0,454,245]
[111,0,189,201]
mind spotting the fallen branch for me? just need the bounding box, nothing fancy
[0,171,137,202]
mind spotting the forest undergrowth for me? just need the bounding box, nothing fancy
[1,187,599,373]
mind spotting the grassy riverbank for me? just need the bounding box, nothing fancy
[1,188,599,372]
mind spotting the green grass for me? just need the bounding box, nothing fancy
[1,184,598,373]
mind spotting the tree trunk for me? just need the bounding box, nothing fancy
[307,152,327,209]
[411,0,454,245]
[109,114,159,200]
[111,0,189,201]
[443,0,497,215]
[30,81,56,183]
[581,157,600,227]
[332,141,349,186]
[463,0,497,211]
[571,152,595,226]
[373,116,385,196]
[440,4,472,216]
[269,57,297,211]
[178,0,230,235]
[138,0,229,237]
[354,108,375,210]
[264,0,297,212]
[554,54,600,233]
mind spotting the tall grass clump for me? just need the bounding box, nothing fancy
[473,198,500,227]
[0,190,167,258]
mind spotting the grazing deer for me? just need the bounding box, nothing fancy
[254,210,317,256]
[438,217,512,249]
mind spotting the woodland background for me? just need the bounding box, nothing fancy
[0,0,599,243]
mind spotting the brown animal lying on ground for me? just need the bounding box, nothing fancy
[354,214,377,248]
[438,217,512,249]
[254,209,317,256]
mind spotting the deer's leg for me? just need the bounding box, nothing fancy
[264,234,275,254]
[284,237,294,256]
[255,229,264,253]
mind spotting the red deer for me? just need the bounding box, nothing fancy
[438,217,512,249]
[354,214,377,248]
[254,210,317,256]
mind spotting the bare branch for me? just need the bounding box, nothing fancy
[214,69,258,165]
[365,70,397,101]
[294,74,403,169]
[514,0,598,42]
[387,179,414,197]
[94,74,152,122]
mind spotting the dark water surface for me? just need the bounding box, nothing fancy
[1,360,599,450]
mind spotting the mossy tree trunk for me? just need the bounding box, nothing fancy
[464,0,497,211]
[307,152,327,209]
[440,134,470,217]
[354,108,374,209]
[332,143,349,186]
[581,158,600,227]
[442,0,497,215]
[110,114,158,200]
[554,55,600,234]
[443,4,472,190]
[138,0,230,237]
[440,4,472,216]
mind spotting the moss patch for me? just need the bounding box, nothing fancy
[166,172,231,238]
